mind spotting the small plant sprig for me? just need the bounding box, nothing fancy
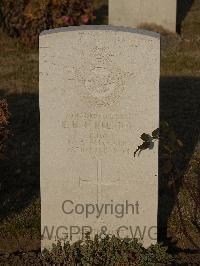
[42,236,173,265]
[134,128,159,157]
[135,121,200,250]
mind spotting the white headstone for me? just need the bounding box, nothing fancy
[40,26,160,250]
[109,0,177,32]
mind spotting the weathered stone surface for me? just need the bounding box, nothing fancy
[109,0,177,32]
[40,25,160,250]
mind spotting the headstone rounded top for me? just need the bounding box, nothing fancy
[40,25,160,39]
[40,21,160,250]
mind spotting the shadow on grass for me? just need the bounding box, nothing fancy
[0,75,199,252]
[177,0,194,33]
[158,76,200,246]
[0,91,40,220]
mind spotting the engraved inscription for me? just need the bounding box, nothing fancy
[62,113,132,130]
[62,112,133,155]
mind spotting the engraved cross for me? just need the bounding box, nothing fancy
[79,159,120,205]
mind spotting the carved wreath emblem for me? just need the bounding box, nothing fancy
[75,46,132,107]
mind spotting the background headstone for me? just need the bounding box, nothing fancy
[109,0,177,32]
[40,25,160,250]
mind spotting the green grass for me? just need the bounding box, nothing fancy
[0,198,40,238]
[0,29,38,94]
[167,143,200,249]
[181,0,200,37]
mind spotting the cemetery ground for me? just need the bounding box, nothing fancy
[0,0,200,264]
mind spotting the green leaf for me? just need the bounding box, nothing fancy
[140,133,150,141]
[163,145,172,153]
[162,160,173,174]
[140,141,151,150]
[160,121,170,134]
[168,130,177,142]
[177,139,183,147]
[152,128,159,139]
